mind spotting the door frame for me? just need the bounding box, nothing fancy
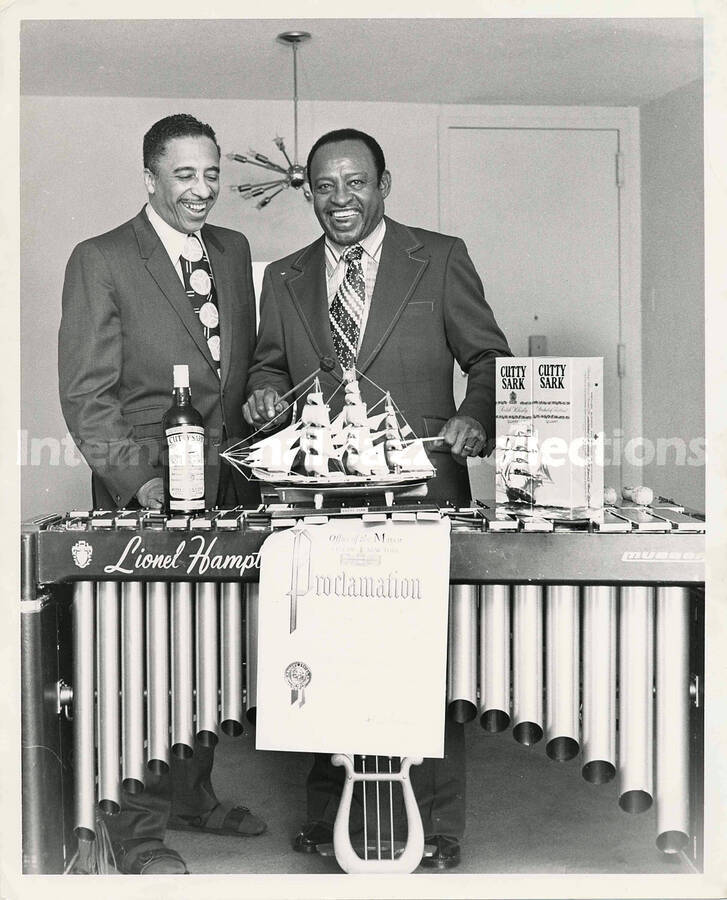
[438,106,642,488]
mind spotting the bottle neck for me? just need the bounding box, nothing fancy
[173,386,191,406]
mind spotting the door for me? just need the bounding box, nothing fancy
[441,120,637,500]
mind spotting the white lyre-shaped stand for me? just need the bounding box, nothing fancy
[329,754,424,874]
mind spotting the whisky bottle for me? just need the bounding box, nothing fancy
[162,364,205,513]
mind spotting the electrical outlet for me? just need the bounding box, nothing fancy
[528,334,547,356]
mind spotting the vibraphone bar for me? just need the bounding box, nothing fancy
[20,502,705,874]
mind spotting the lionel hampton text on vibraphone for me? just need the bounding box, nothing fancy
[20,499,705,874]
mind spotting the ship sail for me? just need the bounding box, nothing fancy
[339,377,389,476]
[299,378,341,475]
[244,423,300,473]
[220,369,435,488]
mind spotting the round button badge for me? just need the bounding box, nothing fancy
[207,335,221,361]
[181,235,204,263]
[199,301,219,329]
[190,268,211,296]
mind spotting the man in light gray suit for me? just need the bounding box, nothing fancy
[59,114,264,874]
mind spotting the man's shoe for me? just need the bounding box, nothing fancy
[114,839,189,874]
[168,801,267,837]
[293,821,334,854]
[420,834,461,870]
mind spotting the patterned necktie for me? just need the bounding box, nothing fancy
[180,233,221,377]
[329,243,365,373]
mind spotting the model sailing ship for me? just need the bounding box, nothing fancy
[222,370,436,500]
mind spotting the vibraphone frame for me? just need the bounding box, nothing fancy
[20,507,705,874]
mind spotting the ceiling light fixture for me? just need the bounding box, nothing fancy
[228,31,312,209]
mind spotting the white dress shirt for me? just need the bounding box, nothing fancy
[145,202,209,282]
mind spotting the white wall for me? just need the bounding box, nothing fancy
[640,79,704,510]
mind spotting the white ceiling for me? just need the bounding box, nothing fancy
[20,18,702,107]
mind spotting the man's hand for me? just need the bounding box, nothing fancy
[436,415,488,465]
[243,387,290,429]
[136,477,164,509]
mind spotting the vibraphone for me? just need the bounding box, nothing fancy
[20,501,705,874]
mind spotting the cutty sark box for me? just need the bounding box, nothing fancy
[495,357,604,513]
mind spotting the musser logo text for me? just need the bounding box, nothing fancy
[620,550,704,562]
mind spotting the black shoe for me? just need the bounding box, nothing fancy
[115,839,189,875]
[293,821,334,854]
[420,834,461,870]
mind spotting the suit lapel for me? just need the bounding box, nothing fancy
[357,217,430,373]
[284,237,338,364]
[203,225,232,386]
[283,221,430,378]
[133,211,217,376]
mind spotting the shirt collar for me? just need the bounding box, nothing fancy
[325,217,386,267]
[145,202,200,263]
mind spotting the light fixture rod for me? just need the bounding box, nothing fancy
[258,185,287,209]
[292,41,299,164]
[277,30,310,166]
[233,177,289,193]
[243,156,288,175]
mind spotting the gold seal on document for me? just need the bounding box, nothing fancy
[285,661,311,690]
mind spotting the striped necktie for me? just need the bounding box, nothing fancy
[180,233,221,377]
[329,243,365,374]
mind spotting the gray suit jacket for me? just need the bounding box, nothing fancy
[59,208,258,508]
[247,216,512,504]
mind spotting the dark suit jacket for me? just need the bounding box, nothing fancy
[247,216,512,504]
[59,208,259,508]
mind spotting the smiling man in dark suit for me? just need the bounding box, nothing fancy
[243,128,511,869]
[59,113,264,874]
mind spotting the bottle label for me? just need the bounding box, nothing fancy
[166,425,205,509]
